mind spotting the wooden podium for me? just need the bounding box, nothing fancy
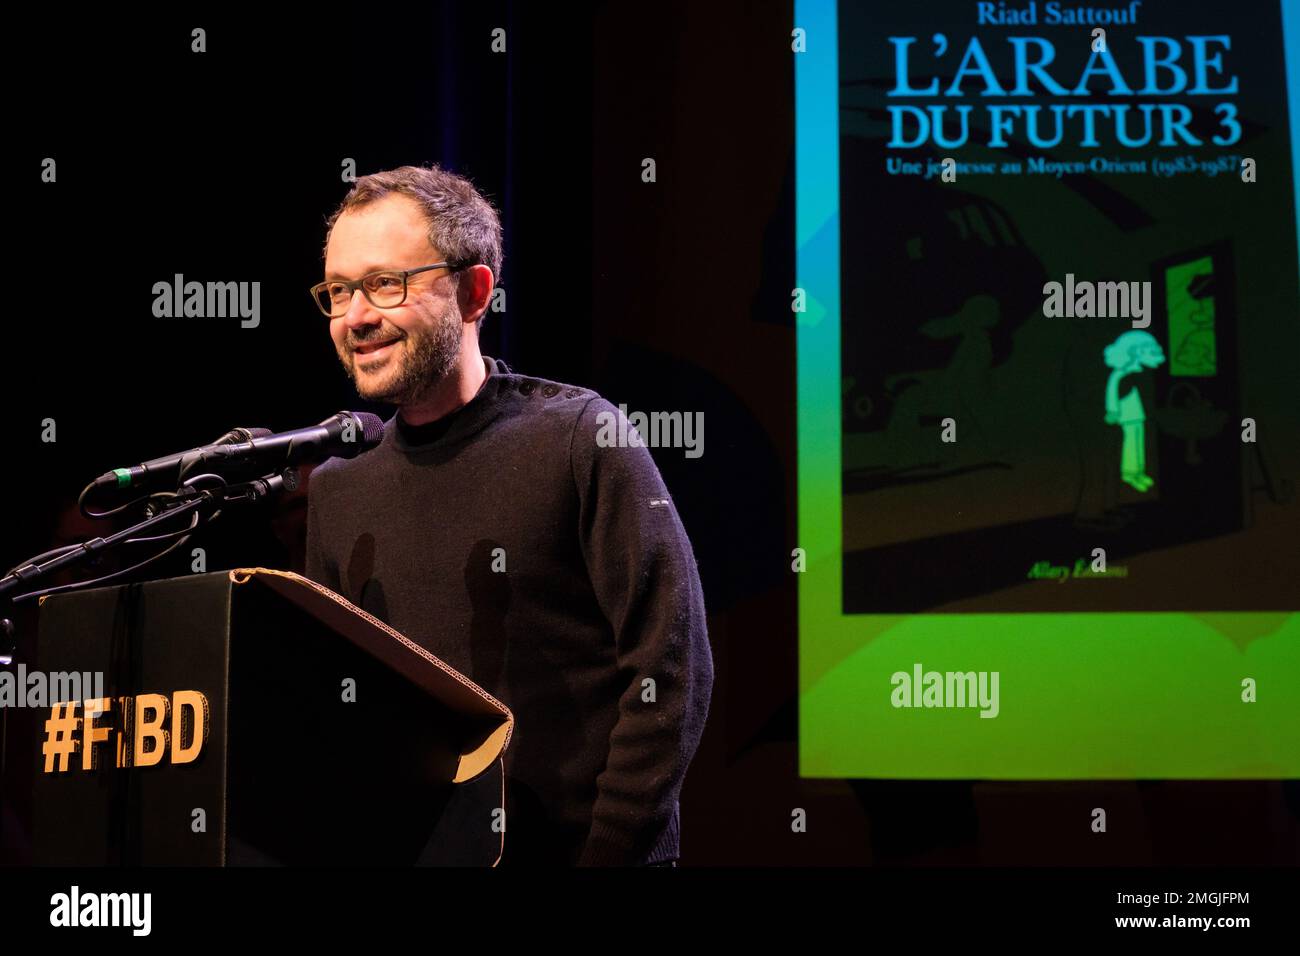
[30,568,513,865]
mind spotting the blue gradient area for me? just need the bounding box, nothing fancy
[794,0,845,769]
[1284,0,1300,271]
[794,0,842,574]
[794,0,841,462]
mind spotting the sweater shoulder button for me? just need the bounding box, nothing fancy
[519,380,536,396]
[542,383,559,398]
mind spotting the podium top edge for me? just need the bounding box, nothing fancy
[230,567,513,781]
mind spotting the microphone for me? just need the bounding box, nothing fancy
[85,411,385,504]
[211,426,275,446]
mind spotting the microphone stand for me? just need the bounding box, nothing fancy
[0,467,297,814]
[0,469,296,604]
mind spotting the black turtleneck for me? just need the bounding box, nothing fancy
[304,355,713,866]
[391,366,490,447]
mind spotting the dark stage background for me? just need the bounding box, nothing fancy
[2,2,1296,866]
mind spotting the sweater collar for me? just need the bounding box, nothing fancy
[388,355,510,452]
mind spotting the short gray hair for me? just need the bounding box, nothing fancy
[325,164,503,327]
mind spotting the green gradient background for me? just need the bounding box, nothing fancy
[795,0,1300,778]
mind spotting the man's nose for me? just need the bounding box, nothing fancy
[340,290,383,331]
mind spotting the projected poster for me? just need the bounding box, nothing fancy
[796,0,1300,777]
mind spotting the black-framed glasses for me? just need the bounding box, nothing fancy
[310,261,467,318]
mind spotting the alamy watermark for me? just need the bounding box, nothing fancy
[595,404,703,459]
[50,886,151,936]
[891,663,1000,718]
[152,274,260,328]
[0,665,104,708]
[1043,274,1150,328]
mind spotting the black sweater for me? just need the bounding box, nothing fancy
[304,355,713,865]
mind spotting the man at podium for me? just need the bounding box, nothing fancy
[303,164,713,866]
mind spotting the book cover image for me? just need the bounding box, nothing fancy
[795,0,1299,778]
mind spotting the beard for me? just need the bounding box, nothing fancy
[340,302,464,406]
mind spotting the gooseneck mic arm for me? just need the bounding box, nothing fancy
[1,411,384,603]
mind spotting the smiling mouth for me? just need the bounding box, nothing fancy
[354,338,402,357]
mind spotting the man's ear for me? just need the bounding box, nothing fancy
[458,264,495,324]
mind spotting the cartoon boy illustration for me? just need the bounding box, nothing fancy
[1103,330,1166,492]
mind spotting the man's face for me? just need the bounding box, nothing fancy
[324,193,465,405]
